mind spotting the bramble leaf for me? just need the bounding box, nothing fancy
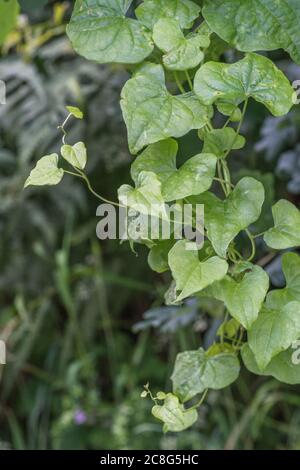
[121,63,213,154]
[266,253,300,309]
[202,128,245,158]
[67,0,153,64]
[61,142,87,170]
[193,177,265,258]
[264,200,300,250]
[153,18,205,70]
[202,0,300,65]
[171,348,240,402]
[168,240,228,302]
[24,154,64,188]
[248,301,300,370]
[242,343,300,385]
[136,0,200,30]
[151,393,198,433]
[194,53,296,117]
[131,139,217,201]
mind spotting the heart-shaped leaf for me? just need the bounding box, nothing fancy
[264,200,300,250]
[248,301,300,370]
[24,154,64,188]
[193,177,265,258]
[202,0,300,65]
[168,240,228,301]
[61,142,87,170]
[242,343,300,385]
[67,0,153,64]
[136,0,200,30]
[121,63,213,154]
[171,348,240,402]
[202,128,245,158]
[131,139,217,201]
[266,253,300,309]
[151,393,198,433]
[153,18,206,70]
[194,53,296,117]
[148,239,176,273]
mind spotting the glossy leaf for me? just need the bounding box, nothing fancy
[202,0,300,65]
[67,0,153,64]
[202,128,245,158]
[248,301,300,370]
[171,348,240,402]
[131,139,217,201]
[194,53,296,117]
[121,63,212,154]
[61,142,87,170]
[168,240,228,302]
[264,200,300,249]
[24,154,64,188]
[151,393,198,433]
[136,0,200,30]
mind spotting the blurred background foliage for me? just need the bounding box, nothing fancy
[1,0,300,450]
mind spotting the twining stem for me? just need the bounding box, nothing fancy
[57,112,72,144]
[190,389,208,410]
[174,71,186,94]
[184,70,193,91]
[223,98,248,161]
[245,228,256,262]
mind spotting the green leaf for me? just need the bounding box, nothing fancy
[217,318,240,339]
[264,200,300,250]
[24,154,64,188]
[153,18,204,71]
[61,142,87,170]
[193,177,265,258]
[66,106,83,119]
[136,0,200,30]
[266,253,300,309]
[202,128,245,158]
[216,102,241,122]
[118,171,167,219]
[242,343,300,385]
[171,348,240,402]
[148,240,175,273]
[151,393,198,433]
[202,0,300,65]
[121,63,213,154]
[168,240,228,302]
[248,301,300,370]
[0,0,19,45]
[67,0,153,64]
[211,266,269,330]
[194,53,296,117]
[131,139,217,201]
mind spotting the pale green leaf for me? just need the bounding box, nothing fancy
[0,0,19,45]
[202,0,300,65]
[67,0,153,64]
[171,348,240,402]
[266,253,300,309]
[216,102,242,122]
[248,301,300,370]
[148,239,175,273]
[136,0,200,30]
[194,53,296,117]
[24,154,64,188]
[168,240,228,301]
[121,63,213,154]
[151,393,198,433]
[66,106,83,119]
[61,142,87,170]
[202,128,245,158]
[242,343,300,385]
[264,200,300,250]
[131,139,217,201]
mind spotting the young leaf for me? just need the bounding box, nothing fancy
[192,177,265,258]
[248,302,300,370]
[121,63,213,154]
[264,200,300,250]
[148,240,175,273]
[171,348,240,402]
[202,0,300,65]
[118,171,167,219]
[66,106,83,119]
[67,0,153,64]
[194,53,296,117]
[242,343,300,386]
[266,253,300,309]
[135,0,200,30]
[0,0,19,45]
[202,128,245,158]
[168,240,228,302]
[211,266,270,330]
[151,393,198,433]
[24,154,64,188]
[131,139,217,201]
[216,102,241,122]
[61,142,87,170]
[153,18,205,71]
